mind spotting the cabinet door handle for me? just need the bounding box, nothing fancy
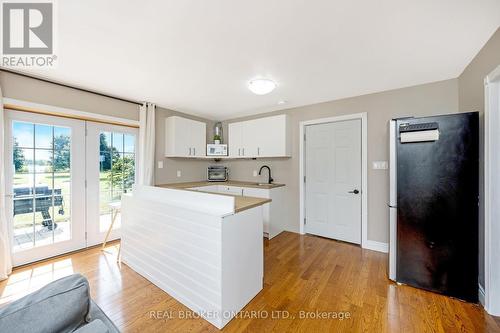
[257,147,260,156]
[189,147,192,156]
[193,147,196,156]
[238,148,241,156]
[242,148,245,156]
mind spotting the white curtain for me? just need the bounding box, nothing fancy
[138,102,156,186]
[0,86,13,280]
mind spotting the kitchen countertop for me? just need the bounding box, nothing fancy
[157,180,285,190]
[232,196,272,213]
[156,180,284,213]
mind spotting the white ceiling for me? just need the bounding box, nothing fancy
[23,0,500,120]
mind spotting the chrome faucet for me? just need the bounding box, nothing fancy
[258,165,274,184]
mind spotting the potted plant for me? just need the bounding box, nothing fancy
[214,134,221,144]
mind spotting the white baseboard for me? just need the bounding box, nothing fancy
[479,283,485,306]
[363,240,389,253]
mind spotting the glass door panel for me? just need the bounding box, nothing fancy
[86,123,138,246]
[5,111,86,266]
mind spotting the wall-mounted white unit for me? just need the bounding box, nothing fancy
[228,114,291,158]
[165,116,206,157]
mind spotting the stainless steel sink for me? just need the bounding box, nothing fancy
[257,183,270,186]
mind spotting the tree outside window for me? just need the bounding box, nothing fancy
[13,138,26,172]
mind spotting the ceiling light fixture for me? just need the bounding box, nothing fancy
[248,78,277,95]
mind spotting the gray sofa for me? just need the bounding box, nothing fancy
[0,274,120,333]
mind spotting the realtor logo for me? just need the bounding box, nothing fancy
[1,0,57,67]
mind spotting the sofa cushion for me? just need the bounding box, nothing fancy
[0,274,91,333]
[87,300,121,333]
[73,319,109,333]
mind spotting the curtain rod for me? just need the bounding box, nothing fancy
[0,67,144,106]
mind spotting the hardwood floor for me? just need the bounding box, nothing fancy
[1,232,499,332]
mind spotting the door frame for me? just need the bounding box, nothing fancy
[4,110,87,266]
[3,98,140,128]
[3,98,140,266]
[85,122,139,247]
[299,112,368,248]
[484,64,500,315]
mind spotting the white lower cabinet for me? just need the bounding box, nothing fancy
[190,185,219,192]
[188,184,285,239]
[218,186,244,196]
[242,187,285,239]
[191,185,244,196]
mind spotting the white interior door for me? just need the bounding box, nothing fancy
[305,119,362,244]
[85,122,138,246]
[5,111,86,266]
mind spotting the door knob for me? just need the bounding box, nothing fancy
[348,189,360,194]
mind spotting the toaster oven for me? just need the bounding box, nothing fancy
[207,165,228,182]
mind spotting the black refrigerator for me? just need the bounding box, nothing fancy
[388,112,479,302]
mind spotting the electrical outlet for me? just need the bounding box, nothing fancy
[253,170,258,177]
[372,161,388,170]
[176,170,182,177]
[158,161,164,169]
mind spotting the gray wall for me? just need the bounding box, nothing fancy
[3,27,498,254]
[0,70,215,185]
[459,28,500,112]
[0,71,139,121]
[458,27,500,288]
[220,79,460,242]
[155,107,214,184]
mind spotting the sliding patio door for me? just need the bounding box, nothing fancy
[4,110,138,266]
[85,122,138,246]
[5,111,86,266]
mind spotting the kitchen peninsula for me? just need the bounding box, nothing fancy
[120,184,270,329]
[159,181,280,212]
[159,180,287,239]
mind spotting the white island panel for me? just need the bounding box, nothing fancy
[221,207,263,323]
[121,185,264,329]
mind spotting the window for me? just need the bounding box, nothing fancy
[12,121,72,251]
[98,131,136,232]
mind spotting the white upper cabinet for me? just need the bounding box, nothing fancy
[243,118,260,157]
[228,122,244,157]
[165,116,206,157]
[190,119,206,157]
[228,114,290,158]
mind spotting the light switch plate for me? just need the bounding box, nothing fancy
[372,161,388,170]
[158,161,164,169]
[176,170,182,177]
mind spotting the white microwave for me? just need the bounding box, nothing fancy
[207,144,228,156]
